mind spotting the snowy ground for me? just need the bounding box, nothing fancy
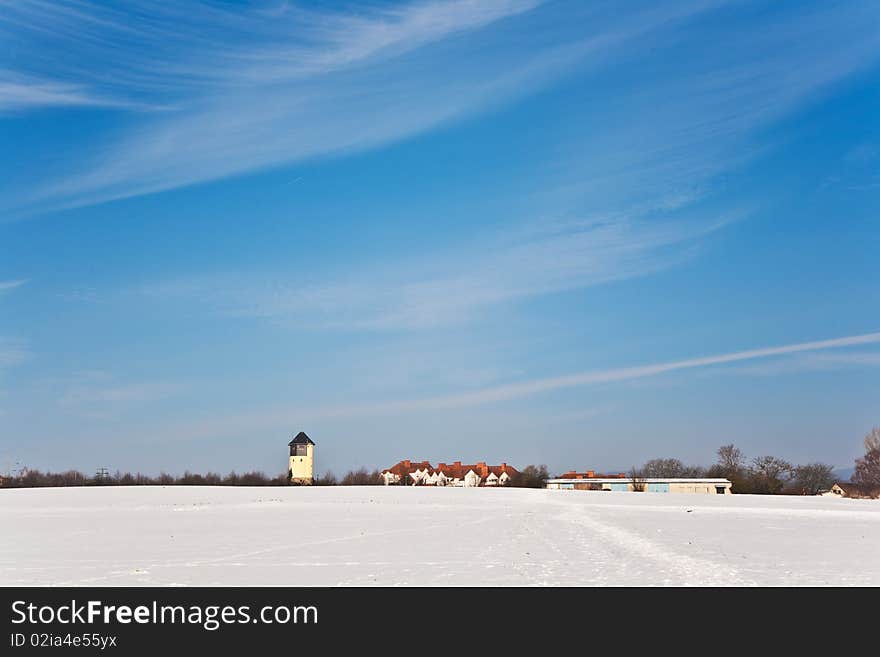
[2,486,878,586]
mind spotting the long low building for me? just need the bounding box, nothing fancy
[546,477,733,494]
[380,460,519,487]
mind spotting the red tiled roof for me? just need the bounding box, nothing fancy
[382,460,432,477]
[382,460,519,482]
[558,470,627,479]
[487,464,519,477]
[435,462,479,479]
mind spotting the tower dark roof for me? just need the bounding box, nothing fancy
[288,431,315,446]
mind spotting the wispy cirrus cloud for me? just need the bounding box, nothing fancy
[139,209,738,330]
[0,279,27,293]
[0,284,28,381]
[729,350,880,377]
[235,0,547,83]
[0,0,543,97]
[138,331,880,441]
[2,0,738,216]
[2,1,878,220]
[0,74,134,112]
[56,371,185,420]
[1,0,544,211]
[59,381,183,406]
[5,1,876,344]
[0,338,28,372]
[325,332,880,412]
[546,2,880,213]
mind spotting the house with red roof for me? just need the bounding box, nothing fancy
[380,460,519,487]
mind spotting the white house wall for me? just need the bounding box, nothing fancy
[546,478,732,494]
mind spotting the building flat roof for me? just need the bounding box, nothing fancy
[547,477,732,484]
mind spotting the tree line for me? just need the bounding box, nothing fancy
[0,468,291,488]
[3,427,877,494]
[0,464,551,489]
[629,448,837,495]
[626,427,880,496]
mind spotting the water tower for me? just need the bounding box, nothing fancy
[288,431,315,485]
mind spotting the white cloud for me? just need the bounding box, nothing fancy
[0,338,28,371]
[545,2,880,214]
[234,0,545,83]
[729,350,880,377]
[56,369,184,408]
[0,75,134,112]
[2,1,878,219]
[338,332,880,410]
[54,374,186,421]
[59,382,184,406]
[9,3,877,334]
[0,280,27,293]
[134,330,880,441]
[139,210,738,330]
[3,0,734,215]
[1,0,543,95]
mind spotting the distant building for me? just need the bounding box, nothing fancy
[380,460,519,487]
[557,470,628,480]
[824,482,880,499]
[546,473,732,494]
[288,432,315,485]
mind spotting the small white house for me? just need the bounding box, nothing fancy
[379,460,519,486]
[823,482,880,499]
[463,470,481,487]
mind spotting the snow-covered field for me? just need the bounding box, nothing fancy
[2,486,878,586]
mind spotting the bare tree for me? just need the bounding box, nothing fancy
[238,471,271,486]
[340,467,382,485]
[865,426,880,453]
[642,458,685,478]
[681,464,708,477]
[750,456,793,494]
[509,465,549,488]
[642,458,707,478]
[792,463,835,495]
[717,444,744,475]
[314,471,338,486]
[854,426,880,487]
[707,444,752,493]
[629,466,646,492]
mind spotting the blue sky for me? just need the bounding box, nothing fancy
[1,0,879,478]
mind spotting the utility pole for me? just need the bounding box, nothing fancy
[94,467,110,484]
